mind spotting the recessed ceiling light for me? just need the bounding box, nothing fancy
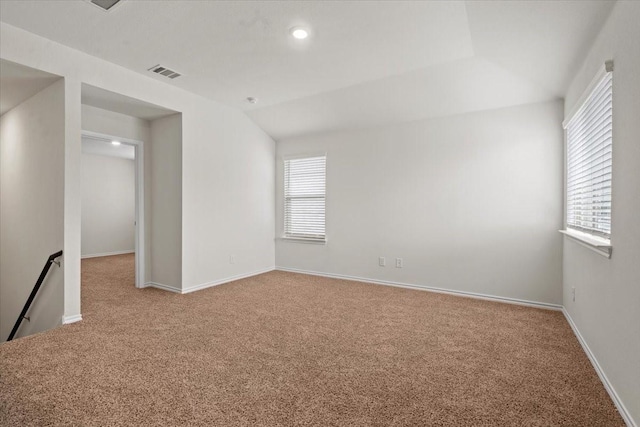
[112,141,121,146]
[290,27,309,40]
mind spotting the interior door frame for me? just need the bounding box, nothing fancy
[81,130,145,288]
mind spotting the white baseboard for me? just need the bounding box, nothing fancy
[562,308,636,427]
[62,314,82,324]
[143,266,275,295]
[81,250,134,259]
[144,281,181,293]
[183,266,275,294]
[275,266,562,311]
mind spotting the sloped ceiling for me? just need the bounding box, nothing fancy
[0,0,615,139]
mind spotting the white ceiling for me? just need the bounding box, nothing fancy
[0,59,60,116]
[0,0,616,139]
[82,136,135,160]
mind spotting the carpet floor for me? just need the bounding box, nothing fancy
[0,254,624,426]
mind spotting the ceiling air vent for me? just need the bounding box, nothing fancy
[148,65,182,80]
[85,0,124,12]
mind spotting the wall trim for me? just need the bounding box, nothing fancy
[82,129,146,289]
[275,266,562,311]
[144,281,181,293]
[182,267,275,294]
[81,250,134,259]
[562,308,636,427]
[143,267,276,295]
[62,314,82,325]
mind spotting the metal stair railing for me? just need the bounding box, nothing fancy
[7,250,63,341]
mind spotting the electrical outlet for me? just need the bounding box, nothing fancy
[571,287,576,302]
[229,255,235,265]
[379,257,386,267]
[395,258,403,268]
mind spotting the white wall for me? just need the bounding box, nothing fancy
[150,114,182,289]
[0,78,65,341]
[563,1,640,425]
[0,23,276,317]
[81,153,135,257]
[82,106,184,288]
[181,107,276,291]
[82,104,151,143]
[276,100,564,305]
[81,102,273,292]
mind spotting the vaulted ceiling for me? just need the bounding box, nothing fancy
[0,0,615,139]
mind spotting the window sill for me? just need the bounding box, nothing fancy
[279,236,326,245]
[559,229,612,258]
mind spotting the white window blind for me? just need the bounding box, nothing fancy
[565,64,613,239]
[284,155,326,240]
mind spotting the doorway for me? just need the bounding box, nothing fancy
[81,131,145,288]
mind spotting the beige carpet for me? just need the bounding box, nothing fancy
[0,254,624,426]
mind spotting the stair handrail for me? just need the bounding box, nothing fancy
[7,250,63,341]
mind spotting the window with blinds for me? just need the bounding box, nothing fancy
[565,64,613,239]
[284,155,326,241]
